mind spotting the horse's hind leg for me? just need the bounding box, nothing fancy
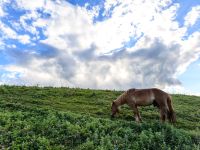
[160,107,167,122]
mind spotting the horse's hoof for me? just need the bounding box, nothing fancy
[110,115,115,120]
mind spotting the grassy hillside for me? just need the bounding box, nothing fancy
[0,85,199,149]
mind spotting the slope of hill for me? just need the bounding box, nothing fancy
[0,85,199,149]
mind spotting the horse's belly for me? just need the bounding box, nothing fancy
[135,93,155,106]
[137,99,153,106]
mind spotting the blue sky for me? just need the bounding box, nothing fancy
[179,58,200,94]
[0,0,200,95]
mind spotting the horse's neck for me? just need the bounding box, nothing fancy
[115,94,126,106]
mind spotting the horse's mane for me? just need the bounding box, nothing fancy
[115,88,136,105]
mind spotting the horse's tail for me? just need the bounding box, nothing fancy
[167,95,176,123]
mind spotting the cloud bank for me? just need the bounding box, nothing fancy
[0,0,200,91]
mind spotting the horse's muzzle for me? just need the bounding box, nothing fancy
[110,114,115,119]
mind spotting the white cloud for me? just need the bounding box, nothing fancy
[164,85,200,96]
[19,10,40,36]
[0,21,31,44]
[0,6,5,17]
[1,0,200,93]
[184,5,200,27]
[92,0,183,54]
[18,35,31,44]
[0,57,73,87]
[42,1,95,53]
[0,22,17,38]
[0,0,7,17]
[176,32,200,75]
[33,18,48,28]
[15,0,46,11]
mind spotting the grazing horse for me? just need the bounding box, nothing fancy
[111,88,176,123]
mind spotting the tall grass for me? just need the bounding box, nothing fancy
[0,85,199,149]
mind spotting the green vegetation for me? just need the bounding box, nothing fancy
[0,85,199,149]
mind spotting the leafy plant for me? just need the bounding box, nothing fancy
[0,85,199,149]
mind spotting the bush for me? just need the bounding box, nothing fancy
[0,86,199,149]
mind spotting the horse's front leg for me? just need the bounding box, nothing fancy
[135,106,142,122]
[130,104,142,122]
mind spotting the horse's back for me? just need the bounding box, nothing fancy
[128,88,155,106]
[128,88,169,106]
[132,88,167,97]
[151,88,169,98]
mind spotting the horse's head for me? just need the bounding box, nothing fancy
[111,101,119,118]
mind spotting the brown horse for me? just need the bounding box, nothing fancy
[111,88,176,123]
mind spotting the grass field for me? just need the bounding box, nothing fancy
[0,85,199,149]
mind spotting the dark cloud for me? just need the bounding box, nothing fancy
[1,0,200,92]
[36,43,59,58]
[74,43,97,61]
[4,43,77,80]
[56,54,77,79]
[93,40,182,88]
[4,43,59,65]
[2,38,184,89]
